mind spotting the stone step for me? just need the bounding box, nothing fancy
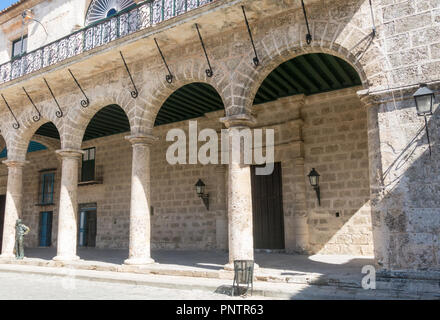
[0,257,361,289]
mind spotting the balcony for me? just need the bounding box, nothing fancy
[0,0,216,85]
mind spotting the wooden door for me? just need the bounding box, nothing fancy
[79,208,97,247]
[251,162,285,249]
[0,195,5,249]
[86,210,97,247]
[38,211,53,247]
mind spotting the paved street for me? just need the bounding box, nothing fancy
[0,271,271,300]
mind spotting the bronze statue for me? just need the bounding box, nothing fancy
[15,219,30,260]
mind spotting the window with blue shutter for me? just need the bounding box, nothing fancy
[40,172,55,205]
[81,147,96,182]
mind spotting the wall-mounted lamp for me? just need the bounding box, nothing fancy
[22,9,48,35]
[307,168,321,206]
[413,83,435,156]
[195,179,209,210]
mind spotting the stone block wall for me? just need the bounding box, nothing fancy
[302,89,373,255]
[381,0,440,86]
[252,88,374,255]
[79,135,133,249]
[21,150,61,247]
[366,89,440,270]
[0,146,61,248]
[149,115,226,250]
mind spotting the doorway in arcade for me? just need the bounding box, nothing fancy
[78,204,97,247]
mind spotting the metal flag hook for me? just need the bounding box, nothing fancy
[68,69,89,108]
[242,6,260,67]
[301,0,312,45]
[154,38,174,84]
[43,78,63,118]
[22,87,41,122]
[1,94,20,129]
[195,24,213,78]
[120,51,138,98]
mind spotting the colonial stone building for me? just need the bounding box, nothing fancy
[0,0,438,275]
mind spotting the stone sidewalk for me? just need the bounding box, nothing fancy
[3,248,374,285]
[0,248,438,299]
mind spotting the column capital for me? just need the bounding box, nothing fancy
[125,134,158,146]
[2,159,29,168]
[357,89,382,108]
[56,148,84,159]
[220,114,256,128]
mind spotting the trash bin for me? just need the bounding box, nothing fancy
[232,260,254,296]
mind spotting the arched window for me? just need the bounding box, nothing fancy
[85,0,136,25]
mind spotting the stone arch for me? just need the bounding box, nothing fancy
[140,75,227,132]
[5,105,64,161]
[63,87,135,149]
[226,19,388,116]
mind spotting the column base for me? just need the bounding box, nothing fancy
[53,255,80,262]
[224,262,259,271]
[0,253,15,260]
[124,257,155,265]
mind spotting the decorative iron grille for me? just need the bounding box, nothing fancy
[0,0,215,85]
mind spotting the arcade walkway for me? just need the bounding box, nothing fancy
[11,248,374,285]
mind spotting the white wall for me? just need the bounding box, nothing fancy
[0,0,87,64]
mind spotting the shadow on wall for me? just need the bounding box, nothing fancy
[294,91,373,257]
[368,96,440,271]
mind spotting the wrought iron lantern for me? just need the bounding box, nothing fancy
[195,179,209,210]
[307,168,321,206]
[413,83,435,156]
[414,83,435,116]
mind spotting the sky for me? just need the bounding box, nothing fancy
[0,0,20,11]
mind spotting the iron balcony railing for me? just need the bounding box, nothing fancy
[0,0,216,85]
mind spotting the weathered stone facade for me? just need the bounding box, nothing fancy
[0,88,374,256]
[0,0,438,273]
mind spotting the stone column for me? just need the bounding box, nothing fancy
[215,165,228,250]
[0,160,27,259]
[53,149,83,261]
[221,115,256,269]
[293,157,309,252]
[360,92,387,269]
[124,134,156,265]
